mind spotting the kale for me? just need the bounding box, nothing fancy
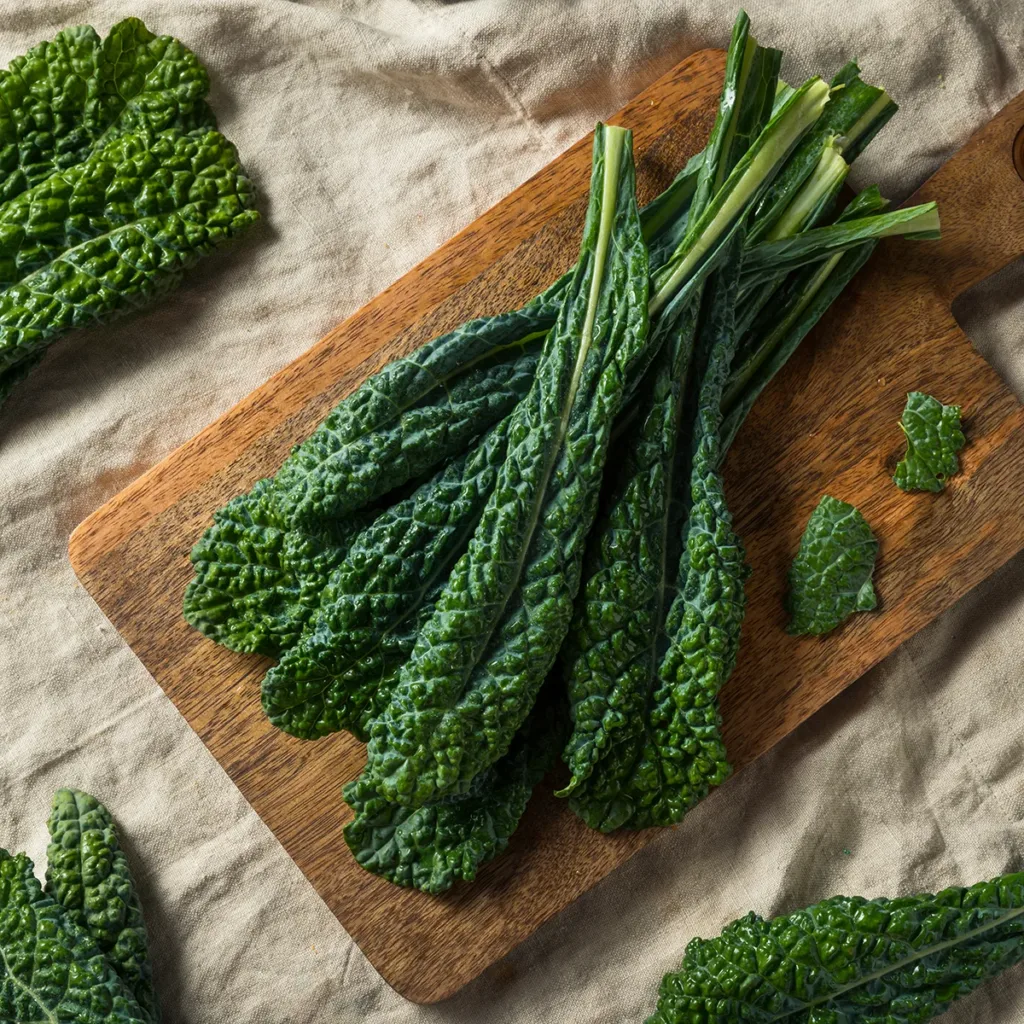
[646,873,1024,1024]
[343,691,562,893]
[1,790,156,1024]
[183,478,367,656]
[46,790,158,1021]
[0,18,215,205]
[262,420,511,740]
[563,237,749,831]
[0,20,257,407]
[364,123,651,807]
[894,391,966,492]
[787,495,879,636]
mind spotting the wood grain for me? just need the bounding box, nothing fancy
[68,51,1024,1004]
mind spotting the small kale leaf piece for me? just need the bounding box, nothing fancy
[787,494,878,636]
[894,391,965,492]
[344,696,562,893]
[0,848,150,1023]
[184,478,365,657]
[646,873,1024,1024]
[45,789,158,1022]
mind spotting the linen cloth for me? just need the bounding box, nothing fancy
[1,0,1022,1020]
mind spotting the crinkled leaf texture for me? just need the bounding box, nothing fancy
[343,695,561,894]
[787,495,878,636]
[45,790,158,1022]
[274,291,559,528]
[0,849,150,1023]
[183,478,365,656]
[365,124,651,808]
[0,18,215,204]
[647,873,1024,1024]
[564,236,749,832]
[0,126,258,376]
[894,391,965,493]
[0,19,256,402]
[262,419,510,740]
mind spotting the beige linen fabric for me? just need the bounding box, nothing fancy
[0,1,1022,1020]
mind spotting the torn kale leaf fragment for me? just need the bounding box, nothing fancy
[894,391,965,493]
[787,494,878,636]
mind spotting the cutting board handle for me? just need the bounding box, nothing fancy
[903,89,1024,304]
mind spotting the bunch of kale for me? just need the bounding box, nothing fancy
[185,11,939,893]
[0,19,258,411]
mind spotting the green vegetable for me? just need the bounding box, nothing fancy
[183,478,366,656]
[343,691,561,893]
[0,790,156,1024]
[0,19,256,406]
[262,420,510,740]
[894,391,966,492]
[787,495,878,636]
[646,872,1024,1024]
[0,18,214,204]
[45,789,157,1021]
[365,123,651,807]
[562,237,749,831]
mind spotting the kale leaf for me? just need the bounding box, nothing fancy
[1,797,155,1024]
[343,692,562,893]
[787,495,878,636]
[564,237,749,831]
[894,391,966,492]
[183,478,366,656]
[365,123,651,807]
[0,127,258,379]
[262,419,510,740]
[0,19,257,407]
[46,789,158,1021]
[647,873,1024,1024]
[0,18,214,205]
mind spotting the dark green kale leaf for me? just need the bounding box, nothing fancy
[365,123,651,808]
[262,419,510,740]
[647,873,1024,1024]
[343,694,562,894]
[565,236,749,832]
[274,293,557,528]
[0,18,215,204]
[0,848,150,1023]
[45,789,158,1022]
[0,126,258,377]
[183,478,365,656]
[787,495,878,636]
[894,391,965,493]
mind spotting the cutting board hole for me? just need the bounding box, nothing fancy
[1015,125,1024,183]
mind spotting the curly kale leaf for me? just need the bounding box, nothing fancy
[0,126,258,377]
[184,478,365,656]
[343,695,562,894]
[647,873,1024,1024]
[787,495,878,636]
[0,848,150,1024]
[365,124,651,807]
[45,790,158,1022]
[894,391,965,493]
[0,18,214,204]
[262,419,510,740]
[565,236,749,832]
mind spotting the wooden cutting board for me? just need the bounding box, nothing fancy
[68,48,1024,1004]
